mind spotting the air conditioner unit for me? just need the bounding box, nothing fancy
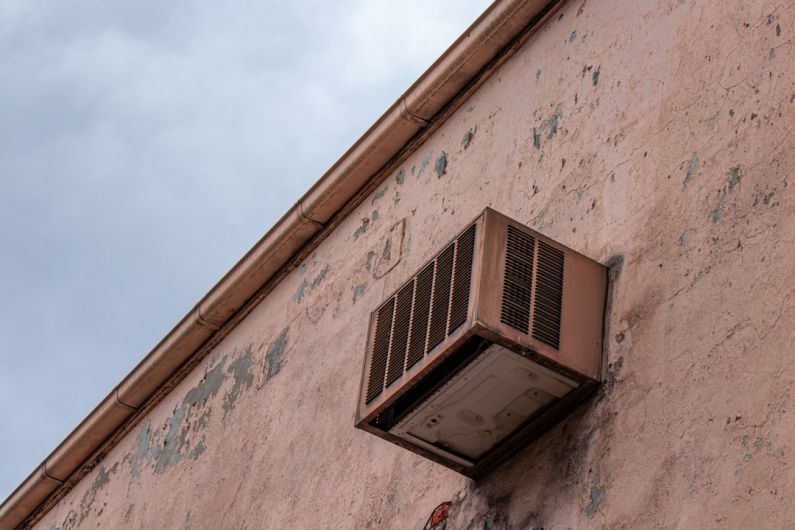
[355,208,607,477]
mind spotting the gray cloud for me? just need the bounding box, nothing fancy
[0,0,491,499]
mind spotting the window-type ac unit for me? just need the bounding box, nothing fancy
[355,208,607,477]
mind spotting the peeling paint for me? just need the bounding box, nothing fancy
[729,167,741,190]
[353,217,370,239]
[372,210,380,222]
[352,283,367,304]
[546,107,563,139]
[417,152,432,178]
[461,127,476,149]
[684,153,699,187]
[224,346,254,415]
[311,264,330,288]
[569,30,578,43]
[365,251,376,271]
[679,229,689,246]
[435,151,448,178]
[592,65,601,86]
[265,327,289,381]
[584,471,605,517]
[533,128,541,149]
[395,169,405,185]
[293,279,308,302]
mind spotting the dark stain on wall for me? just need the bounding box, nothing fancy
[395,169,405,185]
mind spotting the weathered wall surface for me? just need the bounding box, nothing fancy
[36,0,795,528]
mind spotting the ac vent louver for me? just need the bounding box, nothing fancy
[500,225,535,333]
[532,241,564,349]
[357,208,606,478]
[365,224,477,402]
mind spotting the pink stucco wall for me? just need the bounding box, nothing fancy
[36,0,795,528]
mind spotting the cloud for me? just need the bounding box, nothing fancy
[0,0,491,499]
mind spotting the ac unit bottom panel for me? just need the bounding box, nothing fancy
[390,343,578,467]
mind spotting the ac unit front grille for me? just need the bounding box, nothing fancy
[406,263,434,370]
[449,224,476,334]
[366,297,394,402]
[500,225,535,333]
[365,224,477,402]
[532,241,564,348]
[428,243,455,351]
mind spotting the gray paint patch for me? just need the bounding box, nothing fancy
[684,153,699,187]
[546,107,563,140]
[365,251,376,271]
[417,151,432,178]
[461,128,475,149]
[130,420,152,479]
[373,187,387,201]
[533,128,541,149]
[435,151,448,178]
[311,264,330,288]
[710,192,725,222]
[679,229,689,246]
[223,346,254,415]
[372,210,380,221]
[265,327,289,380]
[569,30,577,42]
[729,167,741,190]
[592,65,601,86]
[584,471,605,517]
[353,217,370,239]
[293,279,308,302]
[353,283,367,304]
[395,169,405,185]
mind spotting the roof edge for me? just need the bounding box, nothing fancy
[0,1,561,527]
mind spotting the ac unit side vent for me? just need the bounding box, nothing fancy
[366,297,395,403]
[367,224,478,399]
[500,225,535,333]
[448,224,476,334]
[532,241,564,349]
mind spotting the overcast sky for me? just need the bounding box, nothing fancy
[0,0,491,500]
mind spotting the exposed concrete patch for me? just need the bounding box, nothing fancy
[265,327,289,381]
[435,151,448,178]
[224,346,254,416]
